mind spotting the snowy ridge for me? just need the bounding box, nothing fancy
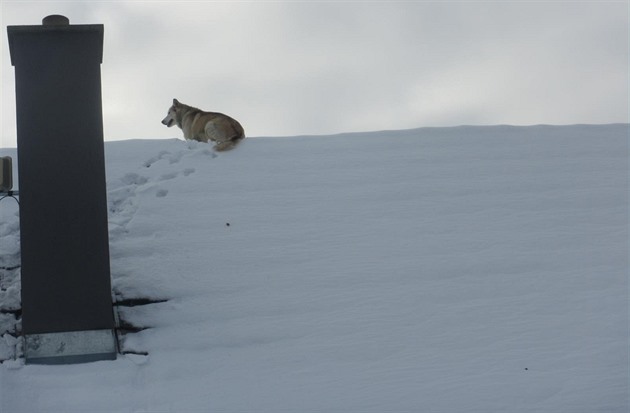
[0,124,628,412]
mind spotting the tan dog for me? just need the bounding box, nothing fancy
[161,99,245,151]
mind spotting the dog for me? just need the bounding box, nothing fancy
[161,99,245,151]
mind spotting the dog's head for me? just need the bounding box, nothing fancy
[161,98,182,128]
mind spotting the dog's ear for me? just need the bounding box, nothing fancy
[173,98,180,106]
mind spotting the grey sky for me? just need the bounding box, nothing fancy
[1,1,628,148]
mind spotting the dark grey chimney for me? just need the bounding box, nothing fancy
[7,15,116,364]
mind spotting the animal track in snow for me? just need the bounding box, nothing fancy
[121,173,149,186]
[143,150,186,168]
[158,168,196,183]
[159,172,178,181]
[143,150,171,168]
[110,144,207,236]
[143,140,218,169]
[142,147,198,168]
[110,142,212,237]
[108,185,139,237]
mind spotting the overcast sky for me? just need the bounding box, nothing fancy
[1,1,628,148]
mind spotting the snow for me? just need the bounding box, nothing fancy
[0,124,628,412]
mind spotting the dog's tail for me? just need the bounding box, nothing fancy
[214,118,245,152]
[214,135,244,152]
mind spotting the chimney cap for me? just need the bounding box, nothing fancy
[42,15,70,26]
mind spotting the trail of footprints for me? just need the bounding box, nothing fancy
[108,145,210,235]
[108,144,215,357]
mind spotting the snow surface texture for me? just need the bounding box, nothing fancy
[0,124,627,412]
